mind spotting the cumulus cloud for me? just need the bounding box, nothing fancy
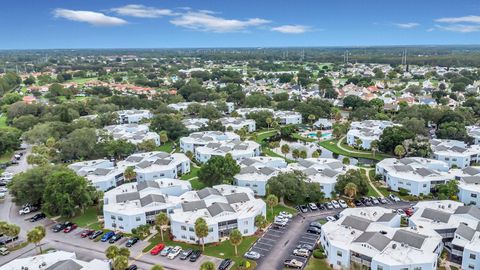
[111,4,177,18]
[394,22,419,29]
[271,25,311,34]
[435,24,480,33]
[53,8,127,26]
[435,15,480,24]
[170,11,270,32]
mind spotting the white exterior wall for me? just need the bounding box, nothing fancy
[462,246,480,270]
[321,238,350,269]
[434,153,471,169]
[458,186,480,206]
[371,261,437,270]
[104,210,146,233]
[235,178,267,196]
[321,182,336,199]
[384,174,431,196]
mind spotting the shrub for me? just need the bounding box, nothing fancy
[313,249,326,259]
[398,188,409,196]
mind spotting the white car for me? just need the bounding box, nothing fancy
[326,216,336,222]
[308,203,318,211]
[274,220,287,226]
[167,246,182,259]
[396,209,406,217]
[338,199,348,208]
[331,200,340,209]
[389,194,401,202]
[0,187,7,193]
[278,211,293,219]
[293,248,309,257]
[275,216,288,223]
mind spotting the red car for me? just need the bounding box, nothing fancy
[63,224,78,233]
[405,208,414,217]
[150,243,165,255]
[80,229,95,238]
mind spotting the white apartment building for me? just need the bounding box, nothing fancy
[235,108,302,125]
[287,158,353,198]
[180,131,240,154]
[0,251,110,270]
[467,125,480,145]
[219,117,256,132]
[320,206,442,270]
[169,185,266,244]
[117,109,152,124]
[104,123,160,146]
[103,178,191,232]
[376,157,452,196]
[431,139,480,168]
[409,200,480,267]
[168,101,235,114]
[451,166,480,206]
[69,151,191,191]
[234,157,287,196]
[346,120,397,149]
[182,118,209,131]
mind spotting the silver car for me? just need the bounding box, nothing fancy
[244,251,261,260]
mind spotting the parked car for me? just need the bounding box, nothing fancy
[125,265,137,270]
[80,229,95,238]
[326,216,336,222]
[396,209,407,217]
[150,243,165,255]
[63,223,78,233]
[0,236,18,246]
[167,246,182,259]
[189,250,202,262]
[361,197,372,206]
[218,259,232,270]
[160,246,173,256]
[354,199,363,206]
[19,205,39,215]
[101,231,115,242]
[307,226,321,234]
[244,251,261,260]
[279,211,293,219]
[275,216,288,223]
[379,197,387,204]
[274,219,287,226]
[308,203,318,211]
[293,248,310,257]
[296,243,314,251]
[284,259,303,268]
[126,237,139,247]
[316,203,326,210]
[52,222,71,233]
[0,247,9,256]
[89,230,103,239]
[299,205,308,213]
[325,202,334,209]
[179,249,193,260]
[109,233,123,243]
[30,213,46,222]
[338,199,348,208]
[331,200,340,209]
[0,187,8,193]
[309,221,322,229]
[389,194,401,202]
[370,196,380,205]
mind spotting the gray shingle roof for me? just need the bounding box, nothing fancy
[341,215,371,231]
[392,230,427,249]
[454,206,480,220]
[207,202,235,217]
[240,166,257,174]
[377,213,397,222]
[116,192,140,203]
[259,167,275,175]
[462,176,480,184]
[353,232,390,251]
[136,160,152,169]
[456,223,476,241]
[298,159,315,168]
[137,181,160,191]
[140,194,166,207]
[393,165,413,172]
[182,200,207,212]
[322,168,339,178]
[126,156,144,163]
[93,168,112,176]
[154,159,172,166]
[197,187,221,199]
[225,192,250,204]
[415,167,436,177]
[421,208,451,223]
[46,260,83,270]
[462,166,480,176]
[240,158,256,166]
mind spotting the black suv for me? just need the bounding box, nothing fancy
[109,233,123,243]
[126,237,139,247]
[189,250,202,262]
[307,226,321,235]
[218,259,232,270]
[30,213,46,222]
[180,249,193,260]
[52,222,71,233]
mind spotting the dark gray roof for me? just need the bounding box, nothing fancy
[298,159,315,168]
[240,158,256,166]
[259,167,275,175]
[46,260,83,270]
[137,181,160,191]
[341,215,371,231]
[421,208,451,223]
[326,161,343,170]
[197,187,221,199]
[234,144,249,151]
[377,213,397,222]
[462,176,480,184]
[456,223,476,241]
[136,160,152,169]
[126,156,144,163]
[182,200,207,212]
[322,168,339,178]
[154,159,172,166]
[399,158,417,165]
[206,142,221,149]
[225,192,250,204]
[116,192,140,203]
[353,232,390,251]
[140,194,166,207]
[450,146,467,153]
[416,167,436,177]
[207,202,235,217]
[393,165,413,172]
[153,152,170,158]
[240,166,257,174]
[303,167,318,176]
[454,206,480,220]
[392,230,427,249]
[93,168,111,176]
[462,166,480,176]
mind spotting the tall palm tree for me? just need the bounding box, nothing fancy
[4,224,20,248]
[344,182,358,199]
[394,145,406,158]
[195,218,209,251]
[155,212,169,241]
[355,138,362,149]
[105,245,120,260]
[266,117,273,130]
[159,132,169,145]
[27,226,46,254]
[308,114,316,126]
[229,229,243,256]
[266,194,278,218]
[370,140,379,158]
[281,144,290,157]
[199,261,215,270]
[118,247,130,258]
[124,166,136,182]
[254,215,267,231]
[112,255,128,270]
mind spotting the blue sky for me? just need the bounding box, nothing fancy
[2,0,480,49]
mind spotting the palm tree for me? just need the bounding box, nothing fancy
[112,255,128,270]
[4,224,20,248]
[316,130,323,140]
[124,166,136,182]
[160,132,169,145]
[292,148,300,159]
[299,150,307,159]
[150,265,165,270]
[281,144,290,157]
[394,145,406,158]
[254,215,267,231]
[308,114,316,126]
[229,229,243,256]
[27,226,46,254]
[195,217,209,251]
[344,183,358,199]
[199,261,216,270]
[370,140,379,158]
[266,117,273,130]
[155,212,169,241]
[266,194,278,218]
[105,245,120,260]
[311,150,320,158]
[355,138,362,149]
[119,247,130,258]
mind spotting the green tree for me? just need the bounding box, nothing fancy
[137,139,157,152]
[370,140,379,158]
[195,218,209,251]
[112,255,128,270]
[199,261,216,270]
[254,215,267,231]
[0,127,21,156]
[379,126,415,153]
[27,226,46,254]
[58,128,98,160]
[308,114,316,125]
[124,166,136,182]
[198,154,240,187]
[281,144,290,157]
[266,194,278,217]
[394,145,406,158]
[311,150,320,158]
[334,170,369,197]
[344,183,358,199]
[105,245,120,260]
[159,132,169,145]
[4,224,20,248]
[150,265,165,270]
[155,212,169,241]
[437,180,459,200]
[151,114,188,140]
[229,229,243,256]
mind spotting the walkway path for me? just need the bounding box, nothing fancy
[336,136,373,155]
[363,168,384,198]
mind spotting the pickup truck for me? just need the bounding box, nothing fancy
[0,247,9,256]
[19,205,39,215]
[284,259,304,268]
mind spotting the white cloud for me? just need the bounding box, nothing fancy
[394,22,419,29]
[435,24,480,33]
[435,15,480,24]
[170,11,270,32]
[53,8,127,26]
[111,4,177,18]
[271,25,311,34]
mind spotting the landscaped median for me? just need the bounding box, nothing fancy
[143,234,258,269]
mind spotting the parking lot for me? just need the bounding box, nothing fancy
[284,228,321,269]
[248,219,292,263]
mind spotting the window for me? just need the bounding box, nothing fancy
[377,266,383,270]
[118,217,123,221]
[414,267,422,270]
[119,226,124,230]
[189,227,194,232]
[337,261,341,266]
[208,227,213,232]
[111,216,116,220]
[470,254,476,260]
[401,268,408,270]
[244,229,248,234]
[189,236,196,241]
[472,194,477,198]
[181,226,186,231]
[337,251,342,257]
[468,265,474,270]
[244,221,248,225]
[135,217,140,222]
[423,184,427,188]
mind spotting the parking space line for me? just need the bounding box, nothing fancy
[252,246,270,252]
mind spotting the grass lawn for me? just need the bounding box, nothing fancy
[180,166,199,180]
[157,141,175,153]
[265,203,297,222]
[189,178,206,190]
[69,77,98,85]
[319,139,389,161]
[143,234,258,267]
[304,258,331,270]
[291,133,317,143]
[71,207,99,227]
[0,115,7,127]
[253,130,278,143]
[0,151,13,163]
[262,147,294,163]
